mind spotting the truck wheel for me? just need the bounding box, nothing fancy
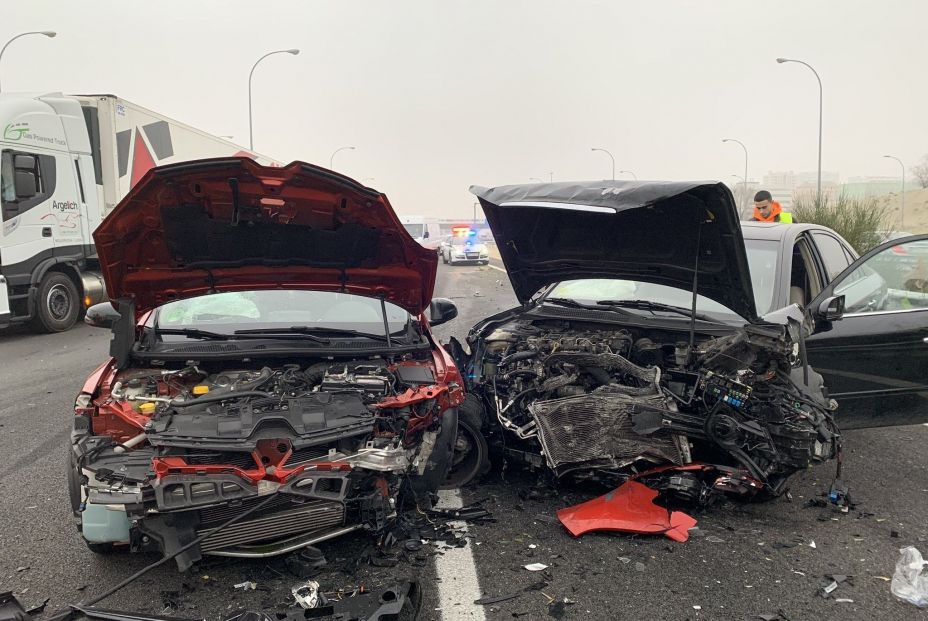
[441,394,490,489]
[29,272,80,333]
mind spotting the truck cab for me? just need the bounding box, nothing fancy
[0,93,102,331]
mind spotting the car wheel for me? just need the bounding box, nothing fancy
[66,445,84,517]
[442,251,448,264]
[441,394,490,489]
[481,260,489,265]
[29,272,80,333]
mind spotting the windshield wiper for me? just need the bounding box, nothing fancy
[595,299,720,323]
[542,297,634,313]
[234,326,400,344]
[154,327,233,340]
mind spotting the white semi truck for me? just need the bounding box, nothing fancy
[0,93,278,332]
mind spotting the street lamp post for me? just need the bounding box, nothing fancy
[618,170,637,180]
[776,57,823,204]
[883,155,906,229]
[722,138,749,214]
[591,147,615,181]
[0,31,56,92]
[329,146,355,170]
[248,48,300,150]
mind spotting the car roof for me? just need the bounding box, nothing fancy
[740,221,829,241]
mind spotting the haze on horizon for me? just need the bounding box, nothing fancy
[4,0,924,218]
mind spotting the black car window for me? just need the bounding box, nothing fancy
[1,149,57,222]
[812,233,852,281]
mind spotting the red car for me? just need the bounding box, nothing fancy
[70,158,463,570]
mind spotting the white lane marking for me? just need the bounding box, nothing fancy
[434,489,486,621]
[486,264,506,273]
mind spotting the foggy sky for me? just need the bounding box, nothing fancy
[4,0,925,218]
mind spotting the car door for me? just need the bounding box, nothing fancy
[806,234,928,429]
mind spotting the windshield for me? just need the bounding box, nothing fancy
[545,279,742,321]
[154,290,411,336]
[403,223,424,237]
[743,239,780,315]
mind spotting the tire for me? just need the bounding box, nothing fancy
[66,444,84,517]
[29,272,80,333]
[442,251,448,264]
[441,394,490,489]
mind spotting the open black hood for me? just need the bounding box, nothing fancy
[470,181,758,321]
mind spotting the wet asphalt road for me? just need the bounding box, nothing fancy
[1,260,927,620]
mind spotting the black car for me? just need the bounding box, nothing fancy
[448,180,928,501]
[741,221,928,428]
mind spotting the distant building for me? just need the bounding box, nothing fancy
[841,176,905,198]
[759,170,842,210]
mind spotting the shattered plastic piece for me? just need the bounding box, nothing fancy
[809,541,817,549]
[474,592,521,605]
[291,581,322,609]
[693,605,702,610]
[821,581,838,597]
[835,598,854,603]
[524,563,549,571]
[233,582,257,591]
[705,535,725,543]
[556,480,697,542]
[891,546,928,607]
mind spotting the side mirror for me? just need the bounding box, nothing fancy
[85,302,121,329]
[428,297,458,327]
[14,171,36,199]
[814,295,845,322]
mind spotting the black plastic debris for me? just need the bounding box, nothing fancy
[284,546,327,579]
[547,597,575,619]
[0,592,29,621]
[474,592,522,606]
[820,574,852,598]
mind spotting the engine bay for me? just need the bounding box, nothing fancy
[470,317,841,498]
[71,355,460,568]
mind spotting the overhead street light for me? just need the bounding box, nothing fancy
[329,145,355,170]
[0,31,56,92]
[248,48,300,150]
[883,155,906,229]
[722,138,749,213]
[776,57,823,203]
[618,170,637,180]
[591,147,615,181]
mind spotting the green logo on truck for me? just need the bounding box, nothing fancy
[3,122,29,141]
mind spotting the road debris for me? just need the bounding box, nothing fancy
[233,581,257,591]
[891,546,928,607]
[820,574,851,598]
[475,592,522,605]
[284,546,327,578]
[556,479,697,542]
[291,580,323,609]
[524,563,549,571]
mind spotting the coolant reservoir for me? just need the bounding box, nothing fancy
[192,385,210,396]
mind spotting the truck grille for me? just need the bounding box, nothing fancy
[197,496,344,553]
[529,393,681,475]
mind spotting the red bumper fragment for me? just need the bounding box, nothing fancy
[556,480,697,542]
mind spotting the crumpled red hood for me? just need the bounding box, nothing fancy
[94,158,437,315]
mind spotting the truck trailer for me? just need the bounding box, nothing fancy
[0,92,278,332]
